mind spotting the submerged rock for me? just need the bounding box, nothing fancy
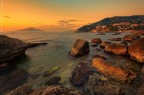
[84,73,122,95]
[43,66,60,77]
[6,85,33,95]
[91,38,102,44]
[27,42,48,48]
[92,58,137,83]
[7,85,84,95]
[104,42,128,55]
[70,62,94,86]
[112,32,121,35]
[0,63,11,73]
[0,35,27,63]
[128,38,144,63]
[91,43,97,47]
[71,39,89,57]
[0,69,29,94]
[45,76,61,85]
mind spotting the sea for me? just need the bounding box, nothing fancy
[0,30,130,94]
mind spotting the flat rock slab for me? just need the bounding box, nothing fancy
[104,42,128,55]
[92,58,137,83]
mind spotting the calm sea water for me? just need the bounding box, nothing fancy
[1,30,129,91]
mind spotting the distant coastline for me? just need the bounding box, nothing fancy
[76,15,144,33]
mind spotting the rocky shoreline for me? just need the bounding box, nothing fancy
[70,31,144,95]
[1,31,144,95]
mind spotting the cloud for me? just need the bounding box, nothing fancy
[4,16,11,18]
[58,19,79,27]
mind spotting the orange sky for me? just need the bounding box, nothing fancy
[1,0,144,32]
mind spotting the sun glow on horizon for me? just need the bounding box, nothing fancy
[1,0,144,32]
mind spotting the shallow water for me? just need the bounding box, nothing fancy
[1,31,131,93]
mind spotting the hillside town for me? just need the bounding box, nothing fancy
[91,21,144,32]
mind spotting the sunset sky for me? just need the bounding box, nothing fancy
[1,0,144,32]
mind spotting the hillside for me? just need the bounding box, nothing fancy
[76,15,144,33]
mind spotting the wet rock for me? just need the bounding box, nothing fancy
[92,58,137,83]
[84,73,122,95]
[136,66,144,95]
[131,31,144,36]
[30,74,40,79]
[91,38,102,44]
[91,43,97,47]
[6,85,33,95]
[7,85,84,95]
[93,54,107,60]
[112,32,121,35]
[27,42,48,48]
[0,63,11,73]
[31,86,84,95]
[71,39,89,57]
[100,41,111,48]
[43,66,60,77]
[128,38,144,63]
[108,37,122,41]
[123,34,140,42]
[121,41,128,46]
[45,76,61,85]
[104,42,128,55]
[0,69,29,94]
[0,35,27,63]
[97,33,105,35]
[70,62,94,86]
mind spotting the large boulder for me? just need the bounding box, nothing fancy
[104,42,128,55]
[92,58,137,83]
[91,38,102,44]
[6,85,84,95]
[0,35,27,63]
[70,62,94,86]
[128,38,144,63]
[71,39,89,57]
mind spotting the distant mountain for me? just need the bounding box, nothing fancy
[76,15,144,33]
[17,28,45,32]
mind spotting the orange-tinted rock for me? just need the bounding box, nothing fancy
[128,38,144,63]
[91,38,102,44]
[108,37,122,41]
[104,42,127,55]
[123,34,140,42]
[71,39,89,57]
[100,41,111,48]
[93,54,107,60]
[92,58,137,83]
